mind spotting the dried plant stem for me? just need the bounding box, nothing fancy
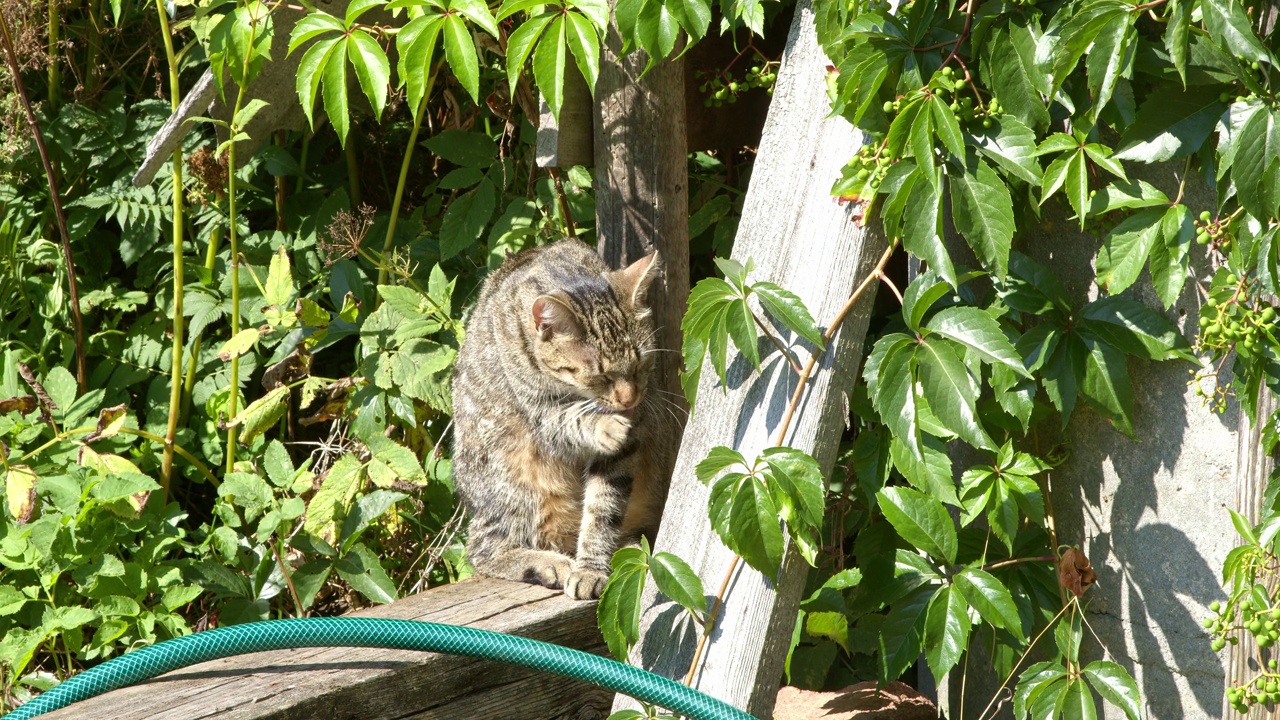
[0,6,87,392]
[683,238,899,687]
[157,0,187,499]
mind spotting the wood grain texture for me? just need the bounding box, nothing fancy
[41,579,611,720]
[612,2,885,717]
[593,20,690,419]
[536,62,594,168]
[1228,388,1277,720]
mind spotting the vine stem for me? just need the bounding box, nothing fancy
[974,600,1074,720]
[546,167,578,238]
[157,0,187,500]
[377,67,442,294]
[980,554,1054,572]
[752,311,804,374]
[682,238,900,687]
[0,7,88,393]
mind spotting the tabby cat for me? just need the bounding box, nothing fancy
[452,239,671,600]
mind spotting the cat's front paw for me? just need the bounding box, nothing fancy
[592,413,632,455]
[564,567,609,600]
[520,553,572,589]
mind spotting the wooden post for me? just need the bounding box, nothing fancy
[592,18,691,458]
[611,1,886,716]
[1228,388,1277,719]
[536,62,594,168]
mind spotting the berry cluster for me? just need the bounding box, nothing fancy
[851,141,894,194]
[1197,278,1275,357]
[698,63,778,108]
[1209,591,1280,713]
[1196,210,1232,251]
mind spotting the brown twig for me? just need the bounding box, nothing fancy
[546,167,578,238]
[273,544,305,618]
[0,7,87,392]
[752,311,804,374]
[683,238,900,686]
[980,555,1055,572]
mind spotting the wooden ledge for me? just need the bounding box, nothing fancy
[42,579,611,720]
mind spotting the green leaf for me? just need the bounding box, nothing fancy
[440,179,496,259]
[289,11,345,54]
[635,0,679,62]
[1080,335,1136,438]
[1095,208,1165,294]
[398,14,446,114]
[424,129,498,168]
[967,115,1043,184]
[347,31,391,122]
[365,434,428,486]
[1113,86,1226,162]
[1059,678,1098,720]
[598,544,649,660]
[762,446,826,530]
[904,168,956,287]
[695,446,748,483]
[752,282,824,348]
[889,435,958,506]
[1085,14,1134,121]
[1233,106,1280,221]
[926,306,1029,377]
[345,0,385,26]
[291,560,333,609]
[1080,295,1192,361]
[983,21,1050,131]
[265,246,294,307]
[0,586,26,616]
[296,36,343,129]
[1202,0,1272,65]
[218,472,274,521]
[321,39,350,146]
[533,16,568,118]
[868,335,921,458]
[650,552,706,614]
[876,486,957,563]
[218,328,261,361]
[1082,661,1141,720]
[949,158,1014,279]
[924,585,971,681]
[1087,179,1170,214]
[505,12,555,91]
[954,567,1024,640]
[443,14,481,102]
[916,338,993,450]
[340,490,408,552]
[451,0,501,37]
[727,476,785,576]
[335,543,399,604]
[304,454,365,543]
[878,586,934,683]
[564,12,600,93]
[226,386,290,444]
[1015,662,1069,717]
[930,97,965,160]
[725,296,761,371]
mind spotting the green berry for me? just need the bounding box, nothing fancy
[1201,210,1213,222]
[1204,617,1216,628]
[942,67,953,77]
[955,78,967,90]
[884,101,895,113]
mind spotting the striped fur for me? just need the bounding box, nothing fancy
[451,239,675,599]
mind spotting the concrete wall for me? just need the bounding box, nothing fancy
[943,169,1237,719]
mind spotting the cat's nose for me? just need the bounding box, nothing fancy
[613,380,638,409]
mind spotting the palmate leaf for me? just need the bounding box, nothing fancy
[1082,660,1141,720]
[534,16,569,119]
[564,11,601,92]
[635,0,680,65]
[1079,295,1192,361]
[966,115,1043,184]
[1202,0,1273,65]
[321,38,350,145]
[1081,334,1136,438]
[504,12,556,93]
[752,282,824,348]
[866,334,922,458]
[727,475,785,575]
[1084,13,1135,122]
[949,156,1014,279]
[889,434,958,506]
[982,21,1049,131]
[1232,105,1280,221]
[904,167,956,287]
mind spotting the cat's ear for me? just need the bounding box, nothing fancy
[532,294,581,340]
[609,250,661,307]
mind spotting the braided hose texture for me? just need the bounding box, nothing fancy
[1,617,756,720]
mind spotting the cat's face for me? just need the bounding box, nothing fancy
[530,252,660,412]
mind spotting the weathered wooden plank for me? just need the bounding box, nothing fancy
[613,1,884,717]
[40,579,611,720]
[536,62,595,168]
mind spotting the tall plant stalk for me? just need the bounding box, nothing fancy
[47,0,60,113]
[156,0,187,497]
[225,81,248,473]
[376,69,440,292]
[0,6,87,392]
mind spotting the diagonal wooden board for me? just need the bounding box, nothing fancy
[611,1,886,716]
[39,579,611,720]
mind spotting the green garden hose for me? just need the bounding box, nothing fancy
[1,617,757,720]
